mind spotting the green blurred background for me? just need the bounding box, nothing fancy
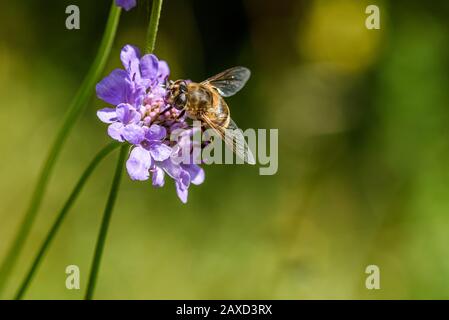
[1,0,449,299]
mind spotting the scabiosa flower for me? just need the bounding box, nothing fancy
[126,125,205,203]
[96,45,205,203]
[116,0,137,11]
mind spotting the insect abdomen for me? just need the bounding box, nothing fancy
[186,83,230,128]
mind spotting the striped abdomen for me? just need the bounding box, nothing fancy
[186,83,230,128]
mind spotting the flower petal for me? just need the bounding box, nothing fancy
[179,169,191,189]
[115,103,131,123]
[176,182,188,204]
[182,164,205,185]
[115,0,137,11]
[146,124,167,141]
[157,60,170,82]
[126,81,147,106]
[151,85,167,100]
[122,124,145,145]
[160,158,182,179]
[96,69,129,105]
[107,122,125,142]
[116,103,141,124]
[120,45,141,75]
[152,166,165,187]
[126,146,152,181]
[140,54,159,82]
[175,170,190,203]
[130,108,142,123]
[97,108,117,123]
[150,142,172,161]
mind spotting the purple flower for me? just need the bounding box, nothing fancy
[97,103,144,144]
[116,0,137,11]
[126,145,205,204]
[126,124,172,181]
[96,44,205,203]
[125,123,204,204]
[96,45,168,107]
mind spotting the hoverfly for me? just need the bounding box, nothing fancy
[166,67,256,164]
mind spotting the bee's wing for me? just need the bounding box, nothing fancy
[201,115,256,165]
[201,66,251,97]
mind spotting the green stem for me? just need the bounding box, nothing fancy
[145,0,163,54]
[14,142,120,300]
[84,145,128,300]
[0,2,121,296]
[84,0,164,300]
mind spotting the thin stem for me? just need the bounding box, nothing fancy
[84,145,128,300]
[84,1,165,299]
[145,0,163,54]
[14,142,120,300]
[0,2,121,296]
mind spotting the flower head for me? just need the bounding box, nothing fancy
[96,45,205,203]
[116,0,137,11]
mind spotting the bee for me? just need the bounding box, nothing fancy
[166,66,255,164]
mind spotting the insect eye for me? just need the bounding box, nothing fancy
[174,93,187,110]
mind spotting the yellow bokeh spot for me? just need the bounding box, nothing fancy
[299,0,383,73]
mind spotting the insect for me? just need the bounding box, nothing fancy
[166,66,256,164]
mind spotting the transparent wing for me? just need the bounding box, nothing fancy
[201,66,251,97]
[201,115,256,165]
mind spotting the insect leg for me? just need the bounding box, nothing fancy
[159,105,173,114]
[175,109,186,120]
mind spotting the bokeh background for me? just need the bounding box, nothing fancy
[1,0,449,299]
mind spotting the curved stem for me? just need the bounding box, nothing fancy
[84,145,128,300]
[145,0,163,54]
[0,2,121,296]
[14,142,120,300]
